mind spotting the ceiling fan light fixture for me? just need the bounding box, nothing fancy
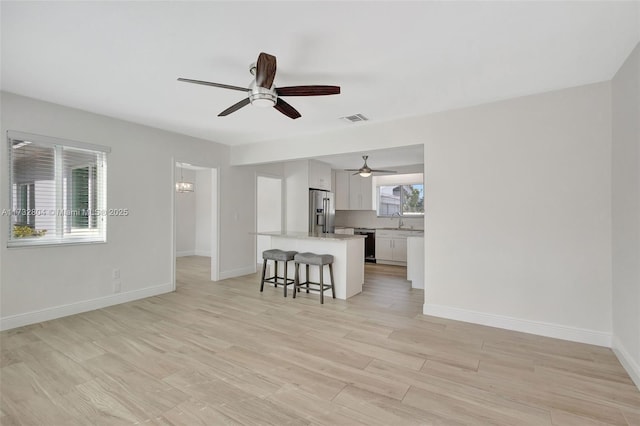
[250,97,276,107]
[359,171,372,178]
[249,84,277,107]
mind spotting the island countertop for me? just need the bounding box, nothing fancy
[255,231,365,241]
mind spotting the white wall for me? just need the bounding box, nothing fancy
[284,160,310,233]
[612,43,640,387]
[256,175,283,263]
[0,92,259,329]
[175,168,196,256]
[194,168,212,257]
[423,82,612,346]
[257,176,283,233]
[232,123,423,166]
[232,82,614,346]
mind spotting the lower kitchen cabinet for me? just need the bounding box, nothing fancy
[376,230,412,264]
[375,237,393,261]
[393,237,407,261]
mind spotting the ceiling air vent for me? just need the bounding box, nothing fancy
[340,114,369,123]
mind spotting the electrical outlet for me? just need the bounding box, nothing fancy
[112,269,120,279]
[113,280,121,293]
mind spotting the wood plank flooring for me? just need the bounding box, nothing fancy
[1,256,639,425]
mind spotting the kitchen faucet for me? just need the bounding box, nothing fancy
[392,212,404,229]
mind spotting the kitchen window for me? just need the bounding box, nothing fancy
[377,183,424,217]
[7,131,110,247]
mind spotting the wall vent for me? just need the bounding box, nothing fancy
[340,114,369,123]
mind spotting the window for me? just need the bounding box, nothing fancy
[7,131,109,247]
[377,183,424,216]
[15,183,35,226]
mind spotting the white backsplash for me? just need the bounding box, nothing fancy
[335,210,424,230]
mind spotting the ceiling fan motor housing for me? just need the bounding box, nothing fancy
[249,82,277,107]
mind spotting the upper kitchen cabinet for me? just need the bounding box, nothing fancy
[334,170,350,210]
[349,174,373,210]
[333,170,374,211]
[308,159,332,191]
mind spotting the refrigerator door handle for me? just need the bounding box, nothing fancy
[323,198,329,233]
[326,198,331,233]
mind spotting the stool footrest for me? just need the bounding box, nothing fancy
[263,276,295,286]
[294,280,332,293]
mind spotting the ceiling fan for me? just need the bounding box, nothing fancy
[177,52,340,119]
[345,156,397,177]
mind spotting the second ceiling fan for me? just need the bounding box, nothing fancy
[345,156,397,177]
[178,52,340,119]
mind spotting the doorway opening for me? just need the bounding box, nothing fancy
[173,161,219,289]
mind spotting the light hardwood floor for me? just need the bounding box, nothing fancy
[1,256,639,425]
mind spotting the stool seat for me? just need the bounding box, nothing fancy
[263,249,297,262]
[260,249,298,297]
[294,252,334,265]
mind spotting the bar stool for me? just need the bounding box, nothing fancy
[260,249,298,297]
[293,252,335,304]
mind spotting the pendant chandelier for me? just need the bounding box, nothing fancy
[175,163,194,193]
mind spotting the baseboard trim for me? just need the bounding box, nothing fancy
[423,303,611,347]
[176,250,195,257]
[194,250,211,257]
[219,265,256,280]
[376,260,407,266]
[612,336,640,390]
[0,282,173,331]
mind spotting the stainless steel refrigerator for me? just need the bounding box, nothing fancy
[309,189,335,234]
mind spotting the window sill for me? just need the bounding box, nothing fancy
[7,239,107,249]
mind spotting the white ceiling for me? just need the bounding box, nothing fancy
[1,1,639,155]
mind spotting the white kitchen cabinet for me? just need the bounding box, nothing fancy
[375,237,394,260]
[349,174,374,210]
[309,160,331,191]
[376,229,420,264]
[394,237,407,262]
[333,169,374,211]
[334,170,350,210]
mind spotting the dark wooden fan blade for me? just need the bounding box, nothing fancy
[218,97,250,116]
[256,52,277,89]
[177,78,250,92]
[274,98,301,119]
[370,169,397,174]
[344,169,360,171]
[276,85,341,96]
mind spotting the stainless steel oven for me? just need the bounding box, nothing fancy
[354,228,376,263]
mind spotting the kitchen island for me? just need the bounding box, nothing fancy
[256,232,365,299]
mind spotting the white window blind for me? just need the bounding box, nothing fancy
[7,131,110,247]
